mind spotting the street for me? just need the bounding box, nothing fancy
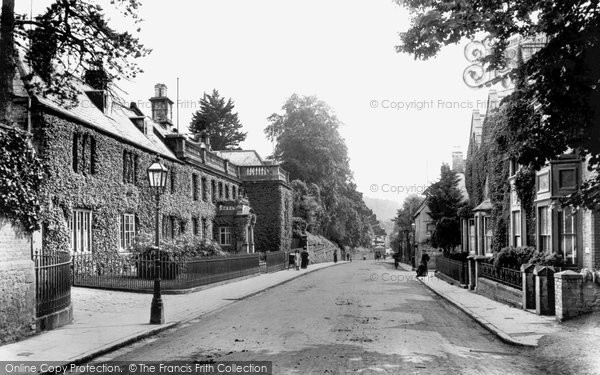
[76,261,559,374]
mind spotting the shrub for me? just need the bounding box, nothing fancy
[492,246,536,269]
[529,250,566,268]
[292,217,308,239]
[132,232,226,260]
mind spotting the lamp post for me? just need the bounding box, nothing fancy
[403,229,410,267]
[147,157,168,325]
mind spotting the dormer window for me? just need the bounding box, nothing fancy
[85,90,111,114]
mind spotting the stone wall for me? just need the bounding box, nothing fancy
[243,180,293,253]
[0,218,36,344]
[555,270,600,321]
[476,277,523,308]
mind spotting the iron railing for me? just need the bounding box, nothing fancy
[264,251,289,272]
[73,252,260,292]
[479,262,523,289]
[436,256,468,285]
[34,251,72,317]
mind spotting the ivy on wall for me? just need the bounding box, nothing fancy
[34,111,242,255]
[464,107,512,252]
[0,124,43,232]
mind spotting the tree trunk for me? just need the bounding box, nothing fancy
[0,0,15,124]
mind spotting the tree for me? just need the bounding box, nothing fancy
[393,194,424,232]
[189,89,247,150]
[1,0,150,121]
[426,164,465,254]
[396,0,600,209]
[267,94,374,248]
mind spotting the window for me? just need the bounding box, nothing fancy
[211,180,217,203]
[218,182,223,199]
[483,216,493,253]
[162,215,177,240]
[192,218,199,236]
[170,170,176,194]
[559,207,577,265]
[219,227,232,246]
[558,169,577,189]
[123,150,139,184]
[426,223,435,237]
[180,220,186,235]
[202,218,208,239]
[512,211,522,247]
[69,209,92,253]
[232,186,237,200]
[72,133,96,175]
[192,174,199,201]
[202,177,208,201]
[225,185,230,199]
[119,214,136,251]
[538,206,551,251]
[537,173,550,192]
[468,219,476,253]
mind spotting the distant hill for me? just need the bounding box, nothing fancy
[363,196,401,234]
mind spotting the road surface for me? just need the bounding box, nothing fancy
[80,260,564,374]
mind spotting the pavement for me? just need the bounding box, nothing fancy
[397,262,560,347]
[0,261,344,365]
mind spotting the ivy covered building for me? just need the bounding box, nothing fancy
[0,67,293,342]
[462,89,600,270]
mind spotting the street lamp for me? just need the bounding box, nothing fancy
[403,229,410,267]
[147,157,168,324]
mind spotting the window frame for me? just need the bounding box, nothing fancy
[70,209,92,254]
[119,213,136,251]
[219,227,232,246]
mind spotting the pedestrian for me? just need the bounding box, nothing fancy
[346,253,350,261]
[295,249,301,270]
[288,252,295,270]
[333,251,338,263]
[301,247,309,269]
[416,253,430,277]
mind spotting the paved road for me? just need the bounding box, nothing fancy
[81,261,552,374]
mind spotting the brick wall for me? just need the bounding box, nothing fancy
[555,270,600,321]
[0,218,36,344]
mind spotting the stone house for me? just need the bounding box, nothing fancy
[0,66,292,343]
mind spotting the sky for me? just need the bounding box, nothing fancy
[19,0,491,205]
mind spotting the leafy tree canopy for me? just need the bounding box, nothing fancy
[1,0,151,120]
[189,89,247,150]
[397,0,600,209]
[426,164,465,253]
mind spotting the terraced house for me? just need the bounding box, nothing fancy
[462,89,600,270]
[0,65,292,343]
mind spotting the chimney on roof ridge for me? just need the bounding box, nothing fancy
[149,83,174,128]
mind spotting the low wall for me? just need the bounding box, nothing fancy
[476,277,523,308]
[555,270,600,321]
[0,218,36,344]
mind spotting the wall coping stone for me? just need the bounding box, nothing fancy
[554,270,583,279]
[533,265,555,276]
[521,263,536,273]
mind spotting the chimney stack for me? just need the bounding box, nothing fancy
[452,150,465,173]
[149,83,174,128]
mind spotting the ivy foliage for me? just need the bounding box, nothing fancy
[0,124,43,232]
[464,107,512,252]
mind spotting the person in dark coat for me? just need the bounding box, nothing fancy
[416,253,431,277]
[333,251,338,263]
[301,249,309,269]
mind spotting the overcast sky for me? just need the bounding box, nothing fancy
[21,0,490,204]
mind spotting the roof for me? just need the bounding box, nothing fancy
[473,199,493,212]
[214,150,264,166]
[15,64,177,161]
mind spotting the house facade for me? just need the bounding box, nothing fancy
[0,68,293,343]
[462,89,600,270]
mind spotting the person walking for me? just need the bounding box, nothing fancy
[333,251,338,263]
[301,247,309,269]
[294,249,301,270]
